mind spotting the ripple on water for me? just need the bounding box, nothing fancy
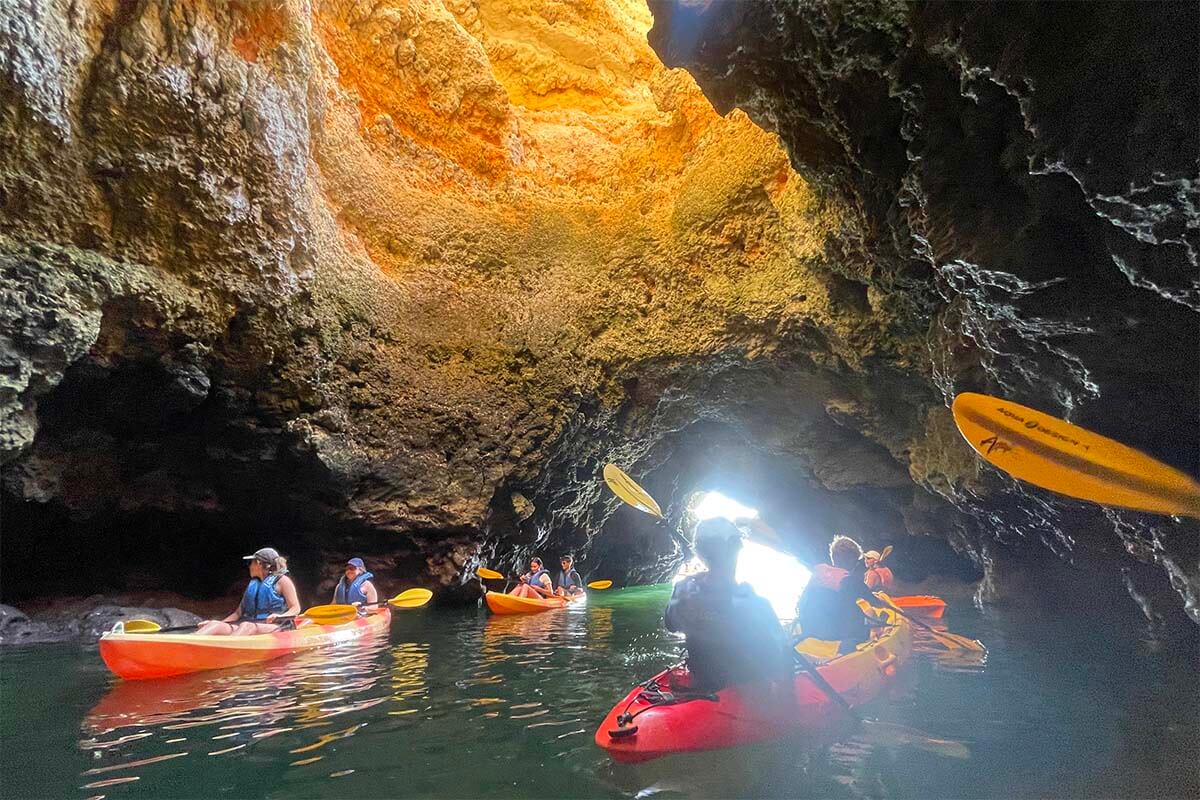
[0,583,1185,798]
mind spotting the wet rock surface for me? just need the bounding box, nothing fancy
[0,599,203,646]
[0,1,1195,625]
[645,0,1199,622]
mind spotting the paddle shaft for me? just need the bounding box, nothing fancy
[146,622,206,633]
[873,595,982,650]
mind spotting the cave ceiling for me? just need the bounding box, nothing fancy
[0,0,1196,621]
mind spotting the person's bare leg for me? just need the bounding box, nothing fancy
[196,620,236,635]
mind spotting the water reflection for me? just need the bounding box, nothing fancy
[78,594,978,797]
[81,628,393,788]
[8,585,1178,798]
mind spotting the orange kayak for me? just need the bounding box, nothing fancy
[484,590,586,615]
[98,608,391,680]
[890,595,946,619]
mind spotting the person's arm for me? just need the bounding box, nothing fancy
[362,581,379,605]
[664,579,699,632]
[221,605,243,623]
[267,576,301,621]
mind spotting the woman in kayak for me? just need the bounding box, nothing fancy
[197,547,301,635]
[862,549,894,590]
[664,518,793,692]
[795,535,876,652]
[332,557,379,608]
[554,554,584,597]
[509,557,554,598]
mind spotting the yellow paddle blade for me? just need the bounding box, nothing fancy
[301,603,357,620]
[879,545,893,563]
[603,463,664,519]
[123,619,162,633]
[952,392,1200,518]
[859,719,971,760]
[928,629,986,652]
[586,580,612,590]
[475,567,505,580]
[388,588,433,608]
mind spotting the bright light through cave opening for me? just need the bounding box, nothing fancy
[674,491,811,622]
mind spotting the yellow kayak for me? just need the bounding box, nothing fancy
[484,590,586,615]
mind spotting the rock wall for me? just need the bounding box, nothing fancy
[2,0,942,603]
[646,0,1199,622]
[1,0,1195,625]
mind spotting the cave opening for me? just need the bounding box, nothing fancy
[674,489,813,621]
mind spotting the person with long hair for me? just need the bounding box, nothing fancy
[509,556,554,599]
[197,547,301,635]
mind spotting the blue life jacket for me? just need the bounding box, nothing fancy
[525,568,551,590]
[334,571,375,605]
[241,573,287,620]
[557,569,582,593]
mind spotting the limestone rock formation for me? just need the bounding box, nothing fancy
[1,0,1195,624]
[2,0,923,601]
[646,0,1199,621]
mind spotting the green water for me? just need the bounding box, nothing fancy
[1,585,1196,799]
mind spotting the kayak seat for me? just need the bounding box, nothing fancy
[794,637,841,662]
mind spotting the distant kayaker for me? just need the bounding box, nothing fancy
[509,557,555,598]
[332,557,379,609]
[555,554,584,597]
[197,547,301,635]
[664,518,793,692]
[862,549,894,591]
[795,535,876,651]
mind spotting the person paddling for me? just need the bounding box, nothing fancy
[862,549,894,591]
[332,557,379,609]
[555,554,584,597]
[664,518,793,692]
[509,557,554,599]
[794,535,877,653]
[197,548,301,635]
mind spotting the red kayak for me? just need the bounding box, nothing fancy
[890,595,947,619]
[596,618,912,763]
